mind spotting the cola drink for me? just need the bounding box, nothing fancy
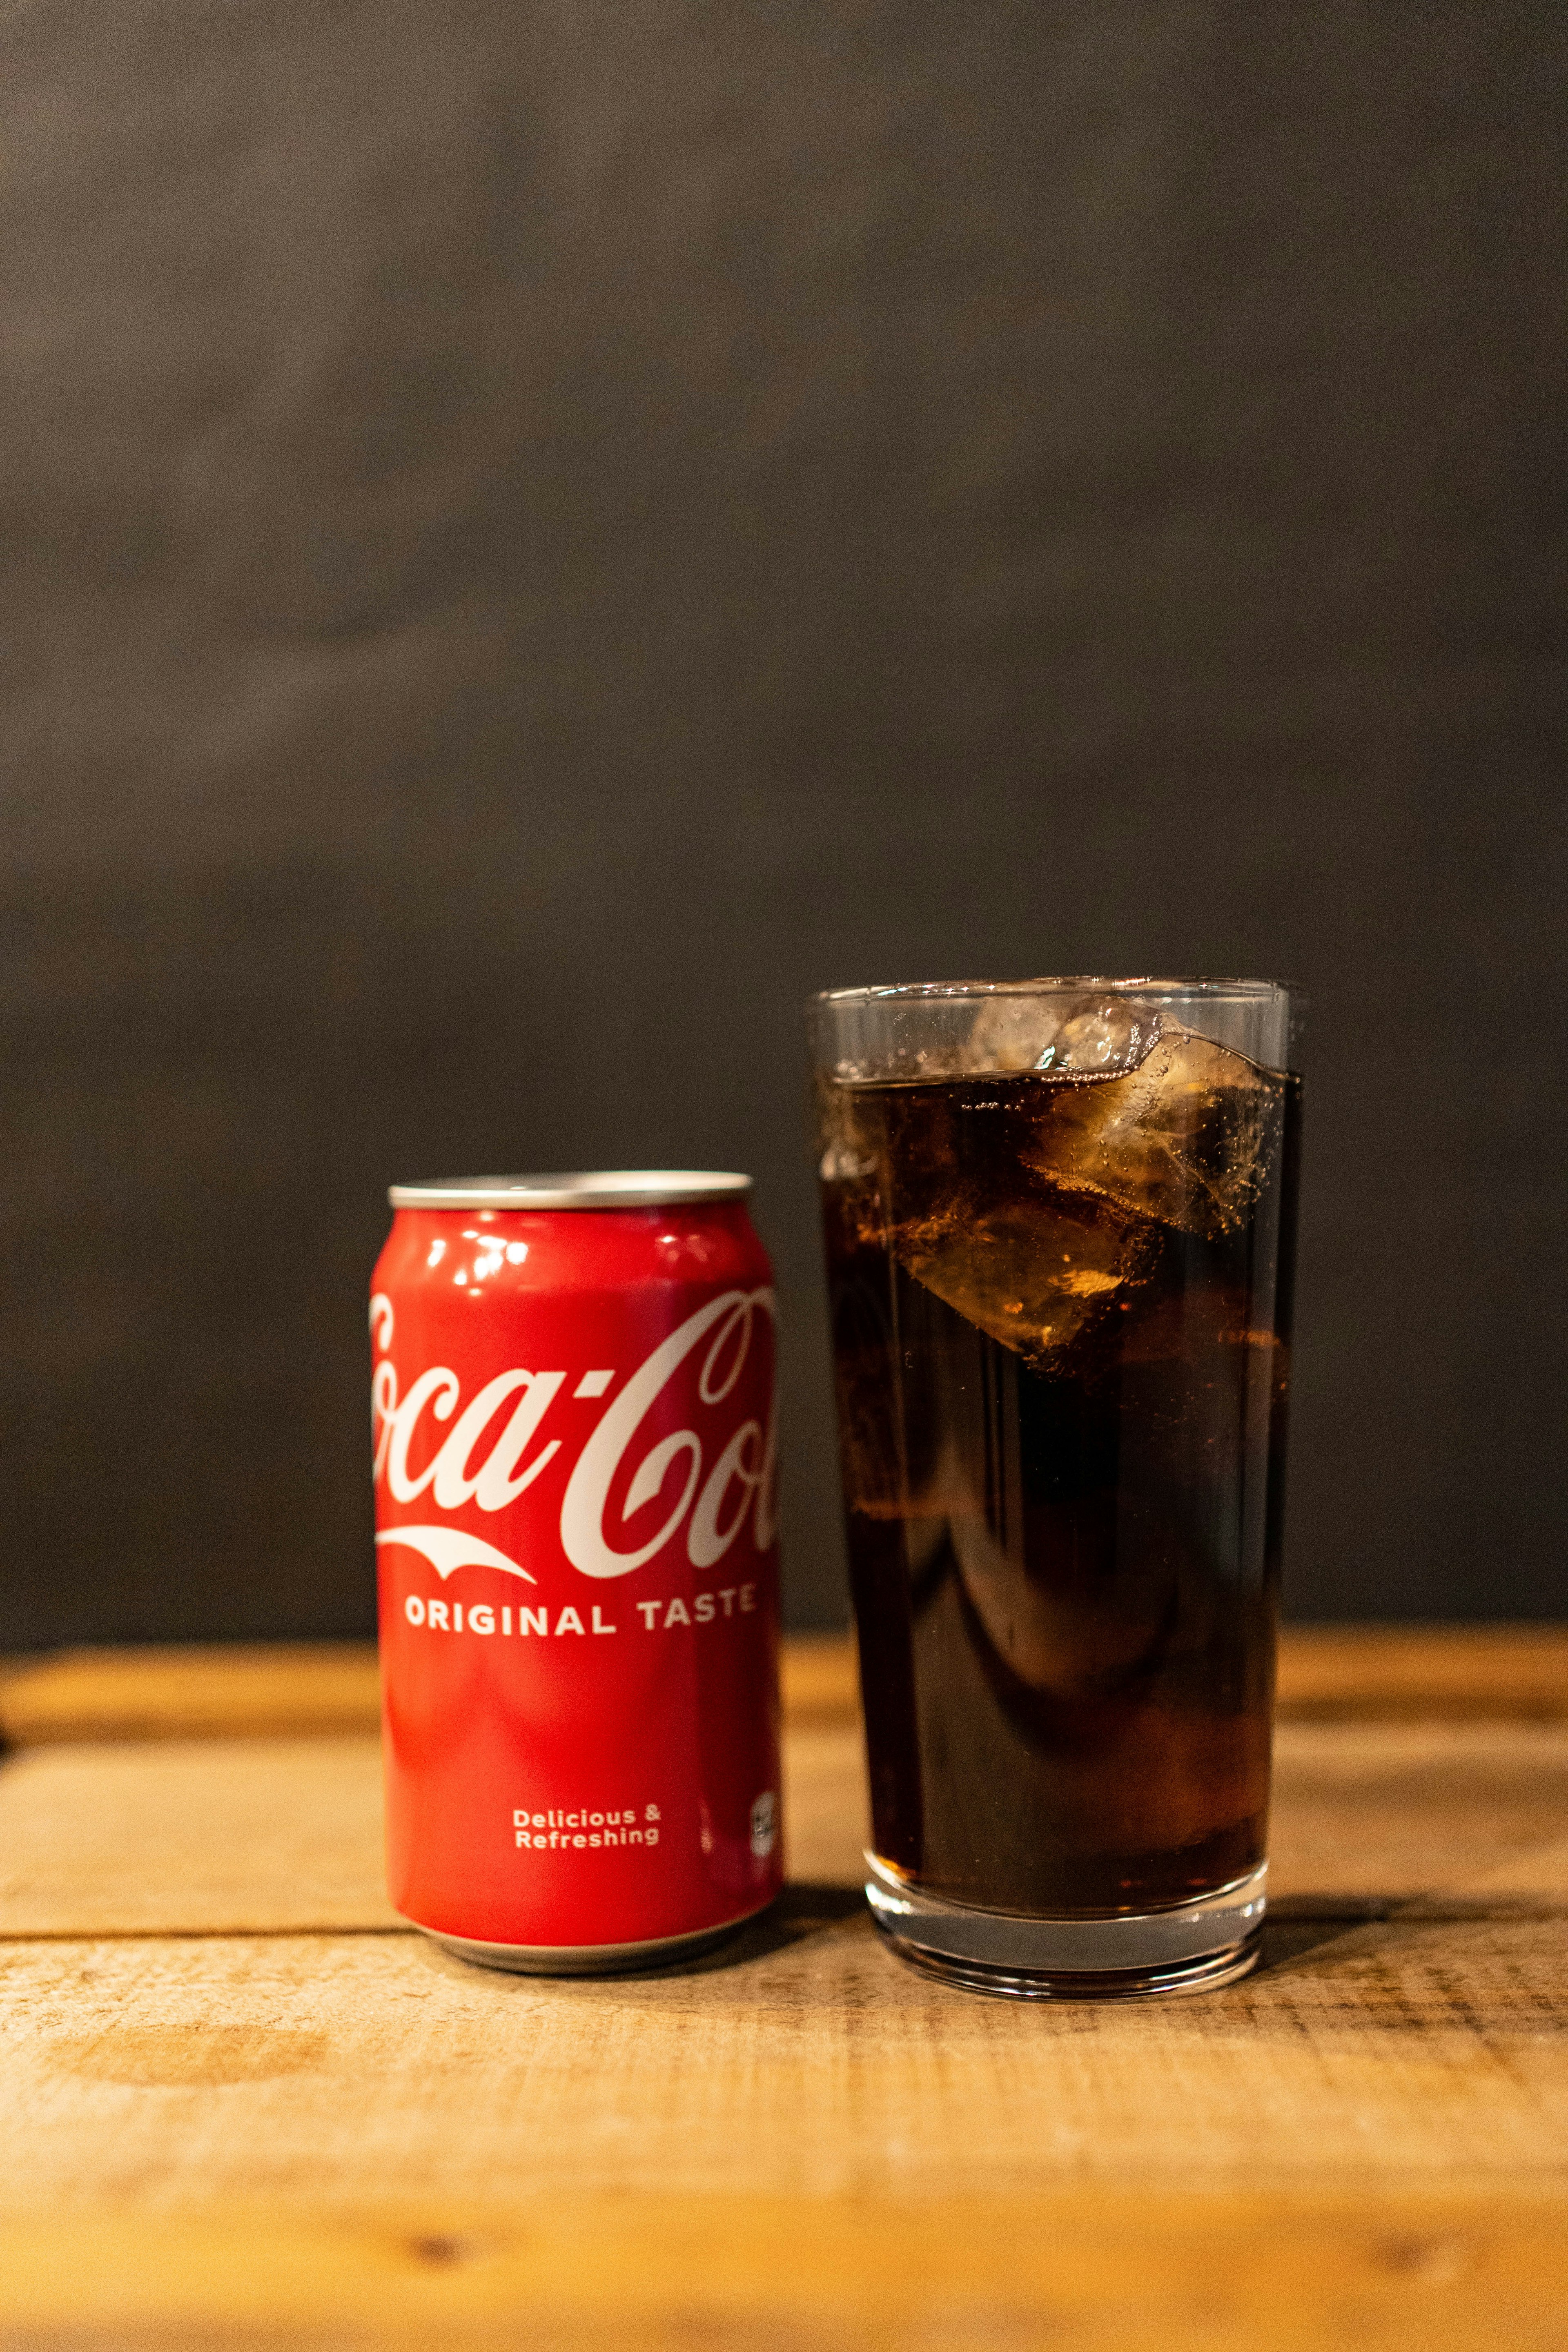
[815,982,1300,1996]
[372,1172,782,1972]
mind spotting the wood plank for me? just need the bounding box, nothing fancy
[0,1724,858,1937]
[1,2187,1564,2350]
[4,1625,1565,1751]
[779,1629,860,1723]
[0,1919,1564,2349]
[0,1721,865,1937]
[1269,1720,1568,1911]
[2,1679,1565,2346]
[1277,1624,1568,1721]
[786,1624,1568,1724]
[0,1738,398,1936]
[0,1635,858,1746]
[3,1918,1566,2197]
[780,1717,1568,1915]
[3,1719,1567,1940]
[0,1643,383,1745]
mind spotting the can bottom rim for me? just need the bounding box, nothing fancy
[412,1898,777,1976]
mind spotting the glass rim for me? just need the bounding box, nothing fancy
[813,975,1297,1007]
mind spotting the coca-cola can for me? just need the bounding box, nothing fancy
[370,1171,782,1971]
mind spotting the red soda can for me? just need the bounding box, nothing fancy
[370,1172,782,1971]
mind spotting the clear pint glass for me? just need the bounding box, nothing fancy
[812,980,1301,1998]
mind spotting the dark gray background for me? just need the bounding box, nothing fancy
[2,0,1562,1648]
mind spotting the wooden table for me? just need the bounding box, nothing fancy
[2,1628,1565,2349]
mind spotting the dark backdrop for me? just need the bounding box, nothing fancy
[2,0,1562,1647]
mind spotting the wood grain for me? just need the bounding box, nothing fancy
[0,1912,1562,2195]
[0,1635,861,1746]
[0,1644,385,1746]
[2,1631,1565,2348]
[0,1739,398,1936]
[5,1626,1567,1748]
[1276,1624,1568,1721]
[4,1717,1567,1940]
[2,1920,1565,2346]
[2,2188,1565,2351]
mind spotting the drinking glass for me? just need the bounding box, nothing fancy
[812,979,1301,1998]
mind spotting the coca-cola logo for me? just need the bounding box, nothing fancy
[370,1287,777,1585]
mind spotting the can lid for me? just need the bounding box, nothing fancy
[387,1170,753,1210]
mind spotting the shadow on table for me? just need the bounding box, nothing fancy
[700,1893,1438,1987]
[1253,1915,1376,1974]
[604,1891,1402,1986]
[413,1888,1469,1991]
[612,1891,1424,1985]
[594,1882,867,1982]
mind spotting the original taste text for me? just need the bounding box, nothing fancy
[402,1589,757,1637]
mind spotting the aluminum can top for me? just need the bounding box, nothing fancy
[388,1169,752,1211]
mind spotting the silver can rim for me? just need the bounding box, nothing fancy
[417,1900,774,1975]
[388,1169,753,1210]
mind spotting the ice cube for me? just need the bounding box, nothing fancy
[897,1196,1155,1369]
[962,996,1062,1073]
[1025,1027,1287,1240]
[820,1046,1164,1369]
[815,1076,880,1183]
[1051,997,1159,1074]
[961,992,1158,1077]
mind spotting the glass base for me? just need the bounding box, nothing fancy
[864,1853,1267,2002]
